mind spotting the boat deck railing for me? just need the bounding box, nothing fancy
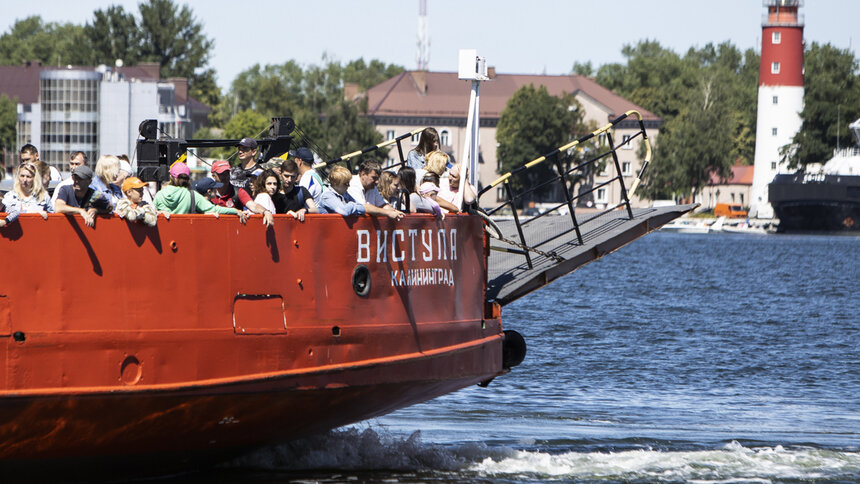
[475,112,696,305]
[477,111,650,271]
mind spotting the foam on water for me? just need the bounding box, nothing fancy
[224,428,860,482]
[471,441,860,482]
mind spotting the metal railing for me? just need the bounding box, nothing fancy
[477,110,652,270]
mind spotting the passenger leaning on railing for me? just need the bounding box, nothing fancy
[0,163,53,228]
[115,177,157,227]
[377,171,400,207]
[347,160,405,221]
[53,166,112,228]
[275,159,317,221]
[153,162,247,223]
[318,166,365,216]
[92,155,124,209]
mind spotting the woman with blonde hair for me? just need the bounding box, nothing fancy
[92,155,123,207]
[423,150,449,177]
[0,163,53,227]
[376,171,401,206]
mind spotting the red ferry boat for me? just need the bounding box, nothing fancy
[0,111,692,476]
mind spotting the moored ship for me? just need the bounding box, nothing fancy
[770,117,860,232]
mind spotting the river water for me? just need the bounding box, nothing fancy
[186,231,859,483]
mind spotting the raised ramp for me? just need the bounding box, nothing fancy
[487,204,696,305]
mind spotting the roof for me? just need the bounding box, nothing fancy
[709,164,754,185]
[0,64,41,104]
[366,71,660,122]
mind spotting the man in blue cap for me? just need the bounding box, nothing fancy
[293,147,325,206]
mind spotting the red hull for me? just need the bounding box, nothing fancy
[0,213,503,463]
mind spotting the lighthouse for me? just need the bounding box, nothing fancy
[750,0,804,219]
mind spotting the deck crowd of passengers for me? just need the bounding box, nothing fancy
[0,128,475,229]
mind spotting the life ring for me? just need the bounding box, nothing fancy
[475,209,503,239]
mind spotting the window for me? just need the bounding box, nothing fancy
[771,161,777,170]
[740,193,744,205]
[731,193,736,203]
[386,130,395,140]
[621,134,633,150]
[771,62,780,74]
[772,31,781,44]
[440,129,450,146]
[596,188,607,204]
[772,127,778,136]
[622,161,632,176]
[772,95,778,105]
[411,133,420,145]
[496,186,506,202]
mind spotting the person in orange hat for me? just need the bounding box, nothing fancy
[115,176,157,226]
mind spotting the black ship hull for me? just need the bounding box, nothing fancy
[769,173,860,232]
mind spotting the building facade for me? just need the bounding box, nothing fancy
[698,165,754,210]
[365,70,661,208]
[1,62,208,174]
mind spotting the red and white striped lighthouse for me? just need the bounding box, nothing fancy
[750,0,804,219]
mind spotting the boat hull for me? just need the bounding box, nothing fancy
[0,213,503,467]
[770,173,860,231]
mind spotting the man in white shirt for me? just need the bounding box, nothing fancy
[294,147,325,206]
[347,161,404,221]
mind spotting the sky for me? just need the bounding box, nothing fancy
[1,0,857,91]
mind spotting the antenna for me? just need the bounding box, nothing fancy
[837,104,841,152]
[416,0,430,70]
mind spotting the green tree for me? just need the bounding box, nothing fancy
[85,6,142,66]
[592,40,759,199]
[137,0,213,80]
[786,42,860,167]
[0,16,91,66]
[572,61,594,77]
[496,85,580,202]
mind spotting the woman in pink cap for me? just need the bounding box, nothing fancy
[153,162,247,222]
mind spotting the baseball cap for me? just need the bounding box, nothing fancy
[169,162,191,177]
[211,159,231,174]
[289,147,314,163]
[121,176,148,193]
[419,181,440,195]
[72,165,94,181]
[193,177,223,194]
[237,137,257,149]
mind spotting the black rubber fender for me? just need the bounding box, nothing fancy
[502,330,526,369]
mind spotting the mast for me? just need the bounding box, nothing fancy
[750,0,805,219]
[457,50,488,209]
[416,0,429,71]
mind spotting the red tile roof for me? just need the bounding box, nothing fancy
[0,64,41,104]
[367,71,660,122]
[709,164,754,185]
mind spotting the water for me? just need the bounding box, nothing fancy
[192,232,859,483]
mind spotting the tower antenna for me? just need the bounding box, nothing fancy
[416,0,430,70]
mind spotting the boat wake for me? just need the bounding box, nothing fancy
[223,428,860,482]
